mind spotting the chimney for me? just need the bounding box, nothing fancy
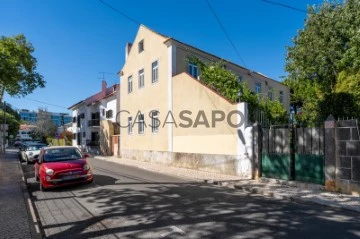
[125,42,133,61]
[102,80,107,96]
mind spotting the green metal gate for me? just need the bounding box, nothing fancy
[261,125,324,184]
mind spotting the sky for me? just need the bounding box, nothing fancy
[1,0,325,114]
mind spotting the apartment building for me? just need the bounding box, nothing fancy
[68,81,120,155]
[119,25,289,177]
[18,109,72,127]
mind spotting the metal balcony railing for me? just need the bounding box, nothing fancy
[88,119,100,126]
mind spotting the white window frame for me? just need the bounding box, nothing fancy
[128,75,133,94]
[128,116,133,135]
[138,69,144,88]
[151,110,159,133]
[188,63,198,79]
[152,60,158,83]
[255,82,262,94]
[138,113,145,134]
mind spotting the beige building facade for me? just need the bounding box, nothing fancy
[119,25,289,177]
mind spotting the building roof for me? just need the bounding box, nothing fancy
[134,25,282,84]
[68,84,119,110]
[85,84,119,105]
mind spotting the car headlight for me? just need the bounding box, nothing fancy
[29,152,33,156]
[83,164,90,171]
[46,169,54,175]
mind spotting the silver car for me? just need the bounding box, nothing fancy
[20,143,47,164]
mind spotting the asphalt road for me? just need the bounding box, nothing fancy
[18,152,360,239]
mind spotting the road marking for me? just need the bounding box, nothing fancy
[160,226,185,237]
[28,197,41,234]
[27,198,37,223]
[35,225,40,234]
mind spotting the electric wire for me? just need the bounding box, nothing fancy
[204,0,247,67]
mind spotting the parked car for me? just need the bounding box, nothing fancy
[14,140,22,147]
[34,146,93,191]
[20,143,47,164]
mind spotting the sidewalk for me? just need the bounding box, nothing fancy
[0,150,41,239]
[93,155,360,213]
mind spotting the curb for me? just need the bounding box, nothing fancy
[17,160,43,239]
[92,155,360,213]
[233,184,360,213]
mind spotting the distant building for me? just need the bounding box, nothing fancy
[16,124,37,140]
[68,81,120,156]
[18,109,72,127]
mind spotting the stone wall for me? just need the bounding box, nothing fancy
[335,119,360,194]
[120,148,252,179]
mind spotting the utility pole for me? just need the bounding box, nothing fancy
[3,101,6,153]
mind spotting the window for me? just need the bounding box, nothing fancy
[138,113,144,134]
[128,75,133,93]
[102,109,105,116]
[279,91,284,103]
[188,63,198,78]
[151,110,159,133]
[237,76,243,83]
[138,40,144,53]
[255,83,262,94]
[83,132,86,137]
[106,110,113,118]
[77,116,81,127]
[72,117,76,123]
[138,69,144,88]
[152,61,158,83]
[268,88,273,100]
[128,117,133,135]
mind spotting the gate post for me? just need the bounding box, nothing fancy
[252,123,262,179]
[324,115,336,191]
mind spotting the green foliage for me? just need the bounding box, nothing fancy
[0,109,20,138]
[0,34,45,103]
[60,131,73,145]
[0,102,21,138]
[188,57,287,124]
[285,0,360,124]
[239,83,287,124]
[189,57,241,102]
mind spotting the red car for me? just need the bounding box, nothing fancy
[34,146,93,191]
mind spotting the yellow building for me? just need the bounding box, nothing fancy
[119,25,289,177]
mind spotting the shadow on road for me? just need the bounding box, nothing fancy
[16,149,360,239]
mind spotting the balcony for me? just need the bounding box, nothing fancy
[86,140,99,146]
[88,119,100,127]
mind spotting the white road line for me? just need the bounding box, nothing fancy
[27,198,37,223]
[35,224,40,234]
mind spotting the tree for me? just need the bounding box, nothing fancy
[284,0,360,124]
[0,102,21,140]
[0,34,45,103]
[34,109,57,143]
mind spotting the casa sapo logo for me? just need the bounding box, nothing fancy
[116,110,245,128]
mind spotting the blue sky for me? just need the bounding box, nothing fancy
[1,0,324,113]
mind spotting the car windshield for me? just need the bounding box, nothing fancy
[27,145,46,151]
[44,148,83,162]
